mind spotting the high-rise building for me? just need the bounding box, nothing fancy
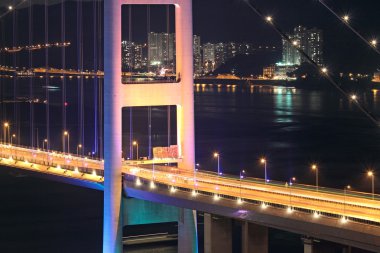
[193,35,202,75]
[225,42,237,60]
[148,32,176,71]
[133,44,143,70]
[202,43,215,73]
[122,41,134,70]
[214,43,226,68]
[236,43,254,55]
[282,26,323,66]
[307,28,323,66]
[282,35,301,65]
[121,41,146,71]
[202,43,215,63]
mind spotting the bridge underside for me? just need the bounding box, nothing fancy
[123,179,380,253]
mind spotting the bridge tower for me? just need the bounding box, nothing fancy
[103,0,196,252]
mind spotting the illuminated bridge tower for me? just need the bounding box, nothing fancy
[104,0,196,252]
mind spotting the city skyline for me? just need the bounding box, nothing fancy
[1,0,380,72]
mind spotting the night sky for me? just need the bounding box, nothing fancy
[0,0,380,72]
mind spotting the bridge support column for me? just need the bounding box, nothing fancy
[242,222,268,253]
[204,214,232,253]
[342,246,351,253]
[103,0,123,252]
[302,237,314,253]
[178,208,198,253]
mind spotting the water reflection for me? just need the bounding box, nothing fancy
[274,87,293,123]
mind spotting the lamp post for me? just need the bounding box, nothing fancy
[239,170,246,203]
[10,134,15,145]
[133,141,139,160]
[344,185,351,218]
[311,164,318,191]
[77,144,82,156]
[43,139,48,150]
[3,122,9,143]
[289,177,296,211]
[214,152,221,176]
[260,158,267,183]
[194,163,200,188]
[368,171,375,200]
[63,131,69,154]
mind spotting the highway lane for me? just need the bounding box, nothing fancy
[1,144,379,224]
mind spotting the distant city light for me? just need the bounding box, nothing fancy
[371,40,377,47]
[321,67,328,74]
[351,94,357,101]
[8,6,13,10]
[265,16,272,22]
[292,41,299,46]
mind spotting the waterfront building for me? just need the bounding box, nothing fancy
[282,25,323,66]
[193,35,202,75]
[147,32,176,71]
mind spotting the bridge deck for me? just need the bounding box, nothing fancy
[1,144,380,229]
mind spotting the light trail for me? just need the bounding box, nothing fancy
[1,144,380,225]
[243,0,380,127]
[318,0,380,56]
[0,42,71,53]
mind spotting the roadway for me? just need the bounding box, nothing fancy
[0,143,379,226]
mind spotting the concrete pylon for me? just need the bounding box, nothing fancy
[204,214,232,253]
[103,0,123,253]
[103,0,197,252]
[178,208,198,253]
[302,237,314,253]
[242,222,268,253]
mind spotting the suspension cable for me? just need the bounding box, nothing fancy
[93,0,98,157]
[29,0,34,147]
[318,0,380,56]
[243,0,379,127]
[45,0,50,149]
[61,0,67,145]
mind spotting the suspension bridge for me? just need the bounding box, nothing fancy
[1,0,380,253]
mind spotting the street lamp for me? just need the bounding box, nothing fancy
[342,15,349,23]
[288,177,296,212]
[63,131,69,153]
[343,185,351,220]
[238,170,246,204]
[368,171,375,200]
[10,134,15,145]
[3,122,9,143]
[214,152,221,176]
[260,158,267,183]
[311,164,318,191]
[43,139,48,150]
[133,141,139,160]
[77,144,82,156]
